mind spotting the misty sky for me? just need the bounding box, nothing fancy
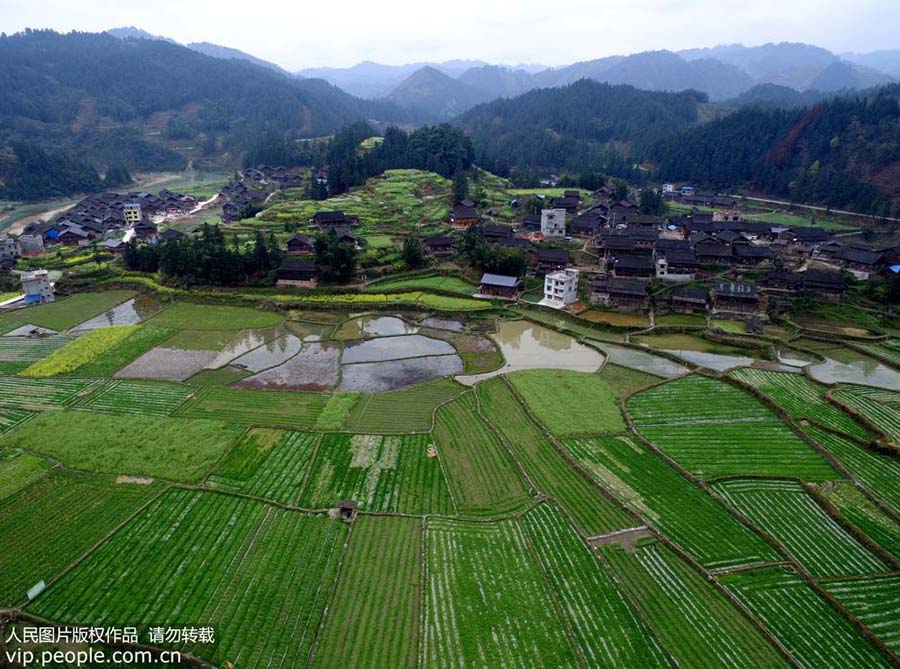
[3,0,899,70]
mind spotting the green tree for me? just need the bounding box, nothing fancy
[452,170,469,203]
[402,236,425,269]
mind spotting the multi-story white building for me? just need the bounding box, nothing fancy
[21,269,54,305]
[123,203,142,225]
[540,268,579,309]
[0,236,19,261]
[540,208,567,238]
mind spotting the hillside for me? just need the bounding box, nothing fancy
[185,41,289,75]
[387,66,494,120]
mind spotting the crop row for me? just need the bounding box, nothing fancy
[815,482,900,561]
[562,435,779,570]
[174,385,330,429]
[422,517,578,668]
[855,342,900,367]
[823,575,900,653]
[599,538,789,668]
[719,566,890,667]
[0,334,78,374]
[0,407,34,433]
[0,472,161,606]
[0,449,49,501]
[804,424,900,516]
[21,326,138,377]
[72,379,196,416]
[711,478,887,578]
[831,386,900,445]
[478,378,634,535]
[0,375,103,411]
[342,378,465,433]
[30,489,348,669]
[729,368,868,440]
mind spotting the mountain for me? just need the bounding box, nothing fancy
[457,65,536,98]
[809,61,895,92]
[105,26,177,43]
[727,84,832,108]
[186,42,288,75]
[843,50,900,79]
[0,29,409,192]
[387,66,493,120]
[456,79,707,174]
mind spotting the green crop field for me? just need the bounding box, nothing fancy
[600,539,789,668]
[478,378,634,535]
[0,449,49,500]
[522,504,670,667]
[0,290,135,333]
[719,566,892,668]
[68,325,176,376]
[364,275,477,295]
[313,392,360,430]
[146,301,285,330]
[342,379,465,433]
[508,369,626,437]
[815,482,900,560]
[30,489,347,669]
[312,515,422,668]
[854,341,900,367]
[712,478,887,577]
[804,424,900,515]
[629,375,837,480]
[0,334,78,374]
[299,432,453,514]
[563,435,779,570]
[0,408,34,433]
[431,393,530,516]
[0,472,161,606]
[4,410,242,482]
[72,379,195,416]
[0,375,102,411]
[831,386,900,444]
[824,575,900,652]
[423,517,578,667]
[729,368,869,440]
[21,326,138,377]
[174,385,329,428]
[205,428,318,504]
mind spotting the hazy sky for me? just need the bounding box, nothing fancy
[3,0,899,70]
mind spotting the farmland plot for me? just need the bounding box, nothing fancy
[816,482,900,561]
[0,334,78,374]
[174,385,329,429]
[0,449,49,501]
[205,429,318,504]
[146,301,285,330]
[299,433,453,514]
[69,325,176,377]
[71,379,195,416]
[478,379,633,535]
[855,341,900,368]
[600,539,789,668]
[0,376,102,411]
[729,368,868,440]
[711,478,887,578]
[831,386,900,444]
[562,435,779,570]
[422,518,579,668]
[0,407,34,433]
[30,489,347,669]
[521,504,671,667]
[431,394,530,516]
[824,575,900,652]
[0,471,161,606]
[804,424,900,515]
[629,375,836,481]
[312,516,422,668]
[719,566,891,668]
[21,326,138,377]
[0,290,135,333]
[342,379,465,433]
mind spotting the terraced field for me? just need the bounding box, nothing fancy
[563,435,779,570]
[629,375,837,480]
[719,566,892,668]
[0,334,78,374]
[0,449,49,500]
[342,378,465,433]
[313,516,422,668]
[478,378,634,535]
[72,379,195,416]
[831,386,900,444]
[600,539,789,668]
[205,428,319,504]
[0,472,162,606]
[21,326,137,377]
[804,424,900,515]
[855,341,900,367]
[299,432,453,514]
[146,301,285,330]
[0,290,135,333]
[174,385,329,428]
[0,376,102,411]
[431,393,530,516]
[729,368,869,440]
[422,517,578,668]
[0,407,34,433]
[30,489,347,669]
[823,575,900,652]
[815,482,900,560]
[711,478,888,577]
[69,325,176,377]
[522,504,671,667]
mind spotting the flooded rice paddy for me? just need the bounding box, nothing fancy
[342,335,456,364]
[71,295,161,331]
[336,316,418,340]
[340,355,464,393]
[808,351,900,390]
[116,347,220,382]
[589,342,689,378]
[237,342,341,391]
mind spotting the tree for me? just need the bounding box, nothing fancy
[402,236,425,269]
[314,229,358,283]
[452,170,469,203]
[639,187,664,215]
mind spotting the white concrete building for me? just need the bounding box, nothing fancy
[21,269,54,305]
[123,203,142,225]
[540,268,579,309]
[17,234,45,255]
[0,236,19,261]
[540,208,567,238]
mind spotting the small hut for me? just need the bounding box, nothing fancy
[337,500,358,522]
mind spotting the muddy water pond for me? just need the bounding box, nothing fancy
[590,342,688,378]
[339,355,464,393]
[71,295,161,331]
[808,351,900,390]
[661,349,755,372]
[342,335,456,364]
[116,347,219,381]
[236,342,341,391]
[456,320,604,385]
[777,347,819,368]
[336,316,419,340]
[230,334,304,372]
[419,317,464,332]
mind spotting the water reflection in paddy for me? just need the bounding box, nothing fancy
[456,320,603,385]
[337,316,419,339]
[237,342,341,391]
[71,295,161,331]
[808,353,900,390]
[342,335,456,364]
[230,334,304,372]
[419,317,464,332]
[340,355,464,393]
[661,349,754,372]
[590,342,688,378]
[206,326,290,368]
